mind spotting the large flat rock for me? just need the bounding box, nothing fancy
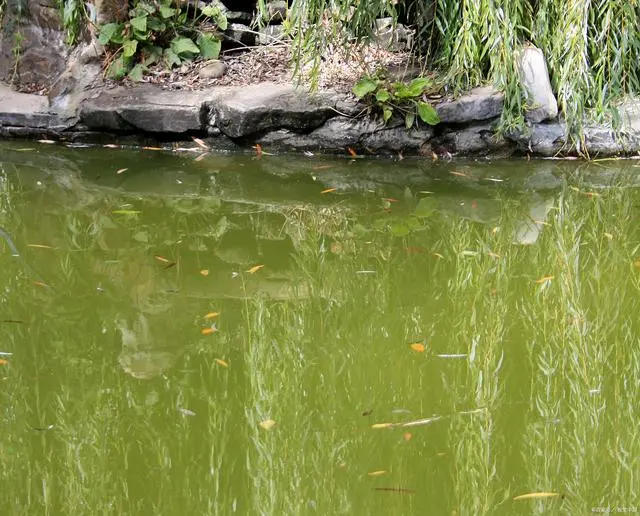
[0,84,63,130]
[79,86,218,133]
[210,83,340,138]
[435,86,504,124]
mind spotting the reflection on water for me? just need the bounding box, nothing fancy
[1,142,639,514]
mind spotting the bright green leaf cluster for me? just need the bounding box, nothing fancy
[97,0,227,81]
[353,75,440,128]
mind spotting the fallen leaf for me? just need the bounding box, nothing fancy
[204,312,219,319]
[37,139,56,144]
[259,419,276,430]
[27,244,53,249]
[0,359,8,365]
[103,144,119,148]
[347,147,358,157]
[142,146,163,151]
[321,188,337,194]
[178,407,196,416]
[513,492,561,501]
[32,281,49,288]
[410,343,426,352]
[154,255,171,263]
[432,252,444,259]
[431,152,438,161]
[403,432,412,441]
[371,423,394,429]
[192,136,209,150]
[112,210,141,215]
[194,152,208,162]
[450,171,468,177]
[534,275,554,284]
[116,168,128,174]
[604,232,613,240]
[246,264,265,274]
[254,144,263,157]
[200,269,209,276]
[383,198,399,203]
[368,470,387,477]
[215,358,229,368]
[201,326,218,335]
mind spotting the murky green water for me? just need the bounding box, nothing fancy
[1,142,639,514]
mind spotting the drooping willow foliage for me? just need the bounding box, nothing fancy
[287,0,640,134]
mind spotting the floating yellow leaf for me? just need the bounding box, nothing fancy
[403,432,412,441]
[367,470,386,477]
[450,170,468,177]
[215,358,228,368]
[246,264,265,274]
[0,359,8,365]
[432,252,444,259]
[634,260,640,269]
[204,312,219,319]
[201,326,218,336]
[492,226,500,234]
[534,275,554,284]
[431,152,438,161]
[142,146,163,151]
[37,139,56,144]
[321,188,337,194]
[347,147,357,157]
[259,419,276,430]
[192,136,209,150]
[200,269,209,276]
[253,143,263,157]
[604,232,613,240]
[27,244,53,249]
[154,255,170,263]
[116,168,128,174]
[513,492,561,501]
[410,343,426,352]
[487,252,501,259]
[371,423,394,429]
[33,281,49,288]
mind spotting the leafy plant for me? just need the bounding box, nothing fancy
[352,75,440,128]
[59,0,87,45]
[98,0,227,81]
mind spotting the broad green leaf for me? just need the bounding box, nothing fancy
[407,77,431,95]
[159,5,176,18]
[98,23,120,45]
[375,89,391,103]
[417,101,440,125]
[130,15,147,33]
[136,1,156,15]
[142,45,163,66]
[128,63,147,82]
[197,34,221,59]
[352,78,378,98]
[164,48,181,68]
[147,17,166,32]
[405,111,415,129]
[122,38,138,58]
[382,106,393,123]
[202,6,228,30]
[106,55,129,79]
[171,36,200,56]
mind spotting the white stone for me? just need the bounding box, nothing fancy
[518,45,558,123]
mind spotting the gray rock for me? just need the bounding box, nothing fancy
[210,83,337,138]
[199,60,226,79]
[225,23,256,46]
[80,86,216,133]
[435,86,504,124]
[426,122,508,156]
[510,122,568,156]
[266,0,288,21]
[518,45,558,123]
[0,83,66,130]
[259,25,286,45]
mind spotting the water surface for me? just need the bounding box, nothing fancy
[1,142,638,514]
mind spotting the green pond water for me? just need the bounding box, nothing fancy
[0,141,639,515]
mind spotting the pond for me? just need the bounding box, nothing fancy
[1,141,638,514]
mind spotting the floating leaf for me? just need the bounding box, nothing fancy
[0,359,8,365]
[27,244,52,249]
[142,146,163,151]
[403,432,412,441]
[371,423,393,429]
[116,168,128,174]
[450,171,468,177]
[513,492,561,501]
[178,407,196,417]
[200,269,209,276]
[192,137,209,149]
[432,252,444,259]
[321,188,336,194]
[259,419,276,430]
[215,358,228,368]
[154,255,171,263]
[368,470,387,477]
[410,343,425,352]
[201,326,218,335]
[254,144,263,157]
[33,281,49,288]
[534,275,554,284]
[112,210,141,215]
[204,312,219,319]
[347,147,358,157]
[246,264,265,274]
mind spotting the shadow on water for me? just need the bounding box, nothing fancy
[1,141,639,514]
